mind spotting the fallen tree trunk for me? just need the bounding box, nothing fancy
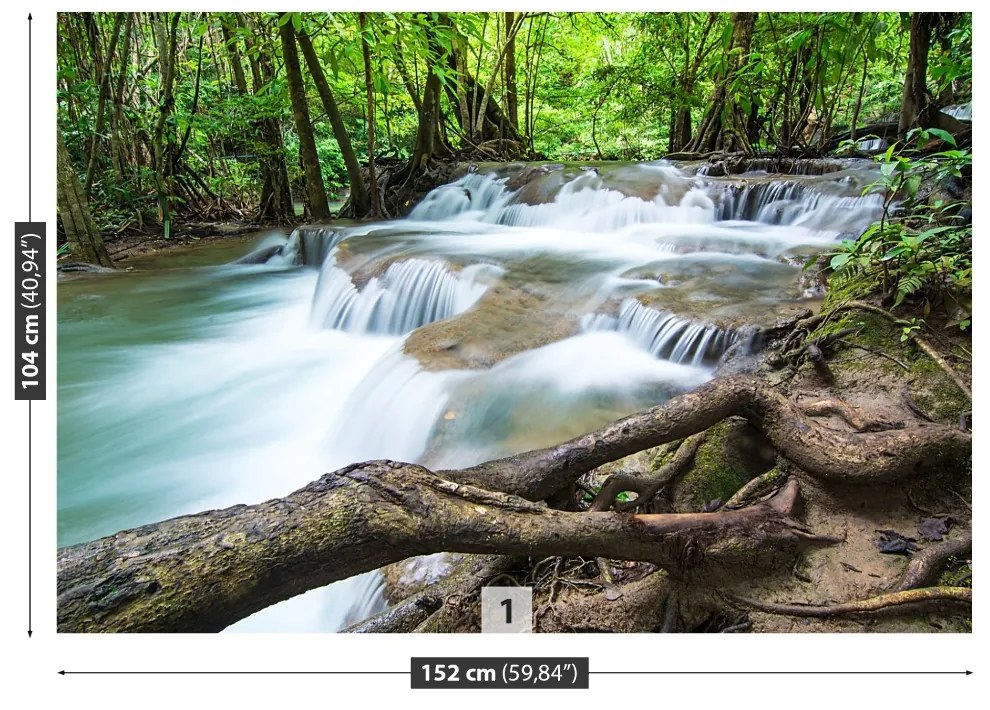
[58,464,811,632]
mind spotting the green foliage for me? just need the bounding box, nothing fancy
[828,132,972,328]
[56,11,971,231]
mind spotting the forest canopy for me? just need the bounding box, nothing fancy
[57,11,972,233]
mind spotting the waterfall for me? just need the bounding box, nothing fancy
[943,102,972,121]
[712,180,885,233]
[235,226,348,266]
[400,161,884,237]
[409,171,514,221]
[310,258,498,335]
[584,299,737,367]
[856,137,888,152]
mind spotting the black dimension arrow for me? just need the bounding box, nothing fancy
[26,11,33,640]
[60,670,969,676]
[60,671,409,676]
[591,670,971,676]
[28,13,33,221]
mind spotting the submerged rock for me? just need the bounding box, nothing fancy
[403,282,579,370]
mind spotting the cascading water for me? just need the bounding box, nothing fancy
[944,102,972,121]
[584,299,737,367]
[310,259,499,335]
[58,158,886,632]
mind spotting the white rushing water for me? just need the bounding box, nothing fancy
[58,159,886,632]
[310,259,501,334]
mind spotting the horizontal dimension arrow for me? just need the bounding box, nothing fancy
[60,670,408,676]
[591,670,971,676]
[60,670,969,676]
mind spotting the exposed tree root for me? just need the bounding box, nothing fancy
[589,434,704,512]
[733,586,971,618]
[723,465,787,509]
[58,362,970,632]
[57,462,819,632]
[449,374,970,499]
[801,398,903,433]
[535,570,688,633]
[412,557,522,633]
[895,534,972,592]
[803,398,867,431]
[813,300,971,400]
[805,342,834,384]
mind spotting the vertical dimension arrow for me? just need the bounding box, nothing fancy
[17,12,41,639]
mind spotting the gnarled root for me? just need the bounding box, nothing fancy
[589,434,704,512]
[451,374,969,498]
[895,534,972,592]
[57,372,970,633]
[732,586,971,618]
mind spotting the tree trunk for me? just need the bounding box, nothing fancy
[57,129,113,268]
[686,12,758,154]
[109,13,134,184]
[445,39,524,146]
[899,13,934,135]
[358,13,380,217]
[296,27,369,217]
[279,16,330,221]
[411,71,442,171]
[84,12,124,197]
[219,15,248,95]
[503,12,519,130]
[898,13,967,136]
[240,15,295,223]
[150,12,180,235]
[57,461,809,632]
[409,19,452,171]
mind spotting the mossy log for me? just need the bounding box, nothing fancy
[57,374,969,632]
[57,467,810,632]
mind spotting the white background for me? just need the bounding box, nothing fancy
[0,1,983,706]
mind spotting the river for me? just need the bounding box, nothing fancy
[58,159,885,631]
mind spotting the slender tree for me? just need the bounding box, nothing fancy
[503,12,519,131]
[149,12,181,236]
[358,12,380,216]
[83,12,125,196]
[239,14,296,223]
[296,26,369,216]
[686,12,758,153]
[58,129,113,267]
[279,14,330,220]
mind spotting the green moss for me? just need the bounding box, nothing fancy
[938,558,972,588]
[808,290,971,422]
[819,273,875,312]
[906,353,970,425]
[675,422,748,510]
[645,442,679,473]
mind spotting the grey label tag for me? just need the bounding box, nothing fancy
[481,586,533,633]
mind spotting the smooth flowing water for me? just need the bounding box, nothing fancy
[58,159,884,631]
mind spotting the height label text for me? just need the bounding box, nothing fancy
[15,223,45,400]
